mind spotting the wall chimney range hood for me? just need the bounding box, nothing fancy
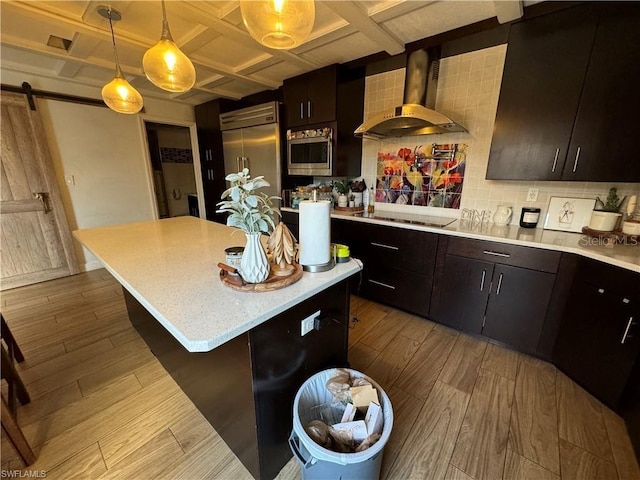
[355,49,466,139]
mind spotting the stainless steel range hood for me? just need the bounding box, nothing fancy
[355,49,466,139]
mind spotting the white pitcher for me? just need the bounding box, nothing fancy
[493,205,513,226]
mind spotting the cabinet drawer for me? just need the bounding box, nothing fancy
[575,257,640,301]
[447,237,560,273]
[363,224,438,275]
[363,266,432,318]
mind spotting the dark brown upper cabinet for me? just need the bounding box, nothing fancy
[487,4,640,182]
[283,65,337,128]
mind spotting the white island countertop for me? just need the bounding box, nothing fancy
[74,217,361,352]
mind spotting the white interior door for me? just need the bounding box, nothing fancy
[0,92,79,290]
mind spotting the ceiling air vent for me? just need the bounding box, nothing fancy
[47,35,72,51]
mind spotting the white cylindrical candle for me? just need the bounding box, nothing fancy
[299,200,331,266]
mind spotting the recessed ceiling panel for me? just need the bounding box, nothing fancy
[303,32,380,65]
[257,61,307,83]
[195,36,265,68]
[381,1,497,44]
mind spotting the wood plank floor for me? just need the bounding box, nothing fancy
[2,270,639,480]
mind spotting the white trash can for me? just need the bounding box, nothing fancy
[289,368,394,480]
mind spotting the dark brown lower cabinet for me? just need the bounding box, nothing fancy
[332,219,437,317]
[482,264,555,354]
[432,253,555,354]
[553,263,640,409]
[431,254,492,332]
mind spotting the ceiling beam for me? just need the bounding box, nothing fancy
[67,33,101,59]
[56,61,83,78]
[494,1,523,24]
[178,25,220,55]
[321,1,405,55]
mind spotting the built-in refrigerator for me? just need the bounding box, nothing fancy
[219,102,281,201]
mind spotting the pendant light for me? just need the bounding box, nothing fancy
[240,0,315,50]
[98,6,144,115]
[143,0,196,92]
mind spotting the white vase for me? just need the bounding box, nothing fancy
[493,205,513,226]
[338,194,348,207]
[240,232,270,283]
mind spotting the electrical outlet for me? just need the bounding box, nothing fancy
[301,310,320,336]
[527,187,539,202]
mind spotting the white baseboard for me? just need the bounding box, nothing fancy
[80,260,103,272]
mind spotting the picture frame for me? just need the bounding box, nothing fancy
[543,197,596,233]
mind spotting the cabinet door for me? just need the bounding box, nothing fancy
[486,6,598,180]
[483,264,555,354]
[554,282,639,408]
[306,67,336,125]
[283,77,308,128]
[432,254,493,332]
[562,4,640,182]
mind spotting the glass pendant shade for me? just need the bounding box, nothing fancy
[101,69,144,114]
[240,0,315,49]
[143,36,196,92]
[99,6,143,115]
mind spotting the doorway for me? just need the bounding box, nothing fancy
[144,122,199,218]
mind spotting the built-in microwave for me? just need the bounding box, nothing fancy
[287,127,333,176]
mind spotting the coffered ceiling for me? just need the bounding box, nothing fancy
[0,1,534,106]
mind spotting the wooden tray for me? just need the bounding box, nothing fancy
[220,263,303,292]
[335,206,364,213]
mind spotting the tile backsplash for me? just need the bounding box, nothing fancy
[360,44,639,224]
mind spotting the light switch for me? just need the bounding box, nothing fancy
[65,175,75,186]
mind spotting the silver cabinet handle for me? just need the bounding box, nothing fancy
[480,270,486,291]
[483,250,510,258]
[241,156,249,169]
[236,157,241,172]
[551,148,559,173]
[308,100,312,118]
[496,273,504,295]
[370,242,399,251]
[621,317,635,344]
[572,147,581,173]
[300,102,304,120]
[368,279,396,290]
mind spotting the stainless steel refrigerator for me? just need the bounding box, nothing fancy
[219,102,281,201]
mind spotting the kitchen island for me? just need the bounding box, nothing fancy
[74,216,362,479]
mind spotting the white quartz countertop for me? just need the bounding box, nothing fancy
[74,217,361,352]
[283,207,640,273]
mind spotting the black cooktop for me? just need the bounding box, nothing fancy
[351,212,456,228]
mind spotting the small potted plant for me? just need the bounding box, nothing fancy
[333,179,350,208]
[217,168,279,283]
[588,187,625,232]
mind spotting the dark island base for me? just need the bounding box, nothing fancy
[123,280,351,480]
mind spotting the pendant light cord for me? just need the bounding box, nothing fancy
[160,0,173,41]
[106,8,123,76]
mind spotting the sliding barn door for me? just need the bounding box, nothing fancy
[0,91,79,290]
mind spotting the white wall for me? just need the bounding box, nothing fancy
[361,45,640,222]
[2,69,197,270]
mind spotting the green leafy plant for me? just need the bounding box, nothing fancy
[595,187,625,213]
[333,179,351,195]
[216,168,280,234]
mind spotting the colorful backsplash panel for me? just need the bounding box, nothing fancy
[376,143,468,209]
